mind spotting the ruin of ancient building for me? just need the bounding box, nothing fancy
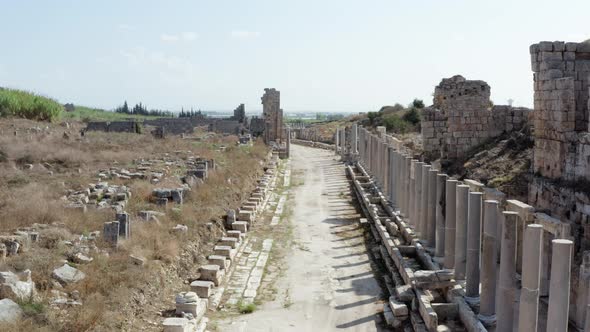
[261,88,284,143]
[422,75,532,160]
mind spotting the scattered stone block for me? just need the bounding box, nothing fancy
[172,224,189,234]
[52,264,86,285]
[71,253,93,264]
[0,270,36,301]
[238,210,253,223]
[129,254,146,266]
[190,280,214,298]
[115,212,130,239]
[389,296,409,317]
[156,198,168,206]
[0,298,22,323]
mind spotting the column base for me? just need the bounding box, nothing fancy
[477,313,496,327]
[464,295,480,306]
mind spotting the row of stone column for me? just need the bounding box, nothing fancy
[353,126,575,331]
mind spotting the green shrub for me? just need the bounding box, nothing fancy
[237,300,257,314]
[412,99,425,109]
[382,114,409,133]
[402,107,421,125]
[0,88,62,121]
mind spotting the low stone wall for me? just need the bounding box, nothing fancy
[85,121,140,133]
[291,138,333,150]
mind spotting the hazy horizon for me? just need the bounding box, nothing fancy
[1,0,589,112]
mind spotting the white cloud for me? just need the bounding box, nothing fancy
[231,30,261,39]
[160,32,198,43]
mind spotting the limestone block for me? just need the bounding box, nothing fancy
[190,280,214,298]
[232,221,248,233]
[199,265,221,286]
[219,237,238,249]
[238,210,253,223]
[0,298,22,323]
[389,296,409,317]
[214,245,232,258]
[52,264,86,285]
[0,270,36,302]
[175,291,199,316]
[162,317,189,332]
[226,230,244,240]
[208,255,229,270]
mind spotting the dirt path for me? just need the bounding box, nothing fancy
[217,144,387,331]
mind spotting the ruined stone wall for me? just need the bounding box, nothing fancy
[144,118,195,135]
[421,75,532,160]
[231,104,246,124]
[530,41,590,180]
[261,88,283,143]
[85,121,140,133]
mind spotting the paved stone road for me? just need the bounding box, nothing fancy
[217,145,386,331]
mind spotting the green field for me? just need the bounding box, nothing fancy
[62,106,162,122]
[0,88,62,121]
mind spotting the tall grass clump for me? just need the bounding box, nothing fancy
[0,88,62,121]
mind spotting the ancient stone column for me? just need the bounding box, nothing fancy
[399,155,407,215]
[351,123,358,154]
[444,179,457,269]
[465,191,483,303]
[383,142,390,196]
[394,151,401,210]
[340,127,346,156]
[409,160,417,226]
[388,147,396,205]
[454,184,469,279]
[546,239,573,332]
[577,252,590,329]
[335,128,340,155]
[427,168,438,247]
[414,162,424,232]
[420,164,432,239]
[497,211,518,332]
[435,174,448,258]
[585,304,590,332]
[404,157,412,219]
[479,200,499,326]
[518,224,543,332]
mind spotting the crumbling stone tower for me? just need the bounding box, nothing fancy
[261,88,284,143]
[530,41,590,180]
[232,103,246,124]
[422,75,530,160]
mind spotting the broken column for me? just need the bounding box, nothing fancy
[388,147,396,205]
[444,179,457,269]
[454,184,469,279]
[420,164,432,239]
[497,211,518,332]
[518,224,543,332]
[414,161,424,232]
[103,221,120,247]
[479,199,499,326]
[426,168,438,247]
[409,159,417,226]
[335,128,339,155]
[116,212,130,239]
[465,191,483,303]
[404,157,412,219]
[435,173,447,258]
[351,123,358,154]
[546,239,573,332]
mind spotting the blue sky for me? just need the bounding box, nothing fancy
[1,0,589,112]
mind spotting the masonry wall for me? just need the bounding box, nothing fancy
[261,88,284,143]
[421,75,532,160]
[530,41,590,181]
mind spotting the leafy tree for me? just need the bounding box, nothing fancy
[412,99,425,109]
[382,114,408,133]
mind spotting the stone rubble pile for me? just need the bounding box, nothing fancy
[63,182,131,213]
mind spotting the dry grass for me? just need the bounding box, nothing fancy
[0,118,270,331]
